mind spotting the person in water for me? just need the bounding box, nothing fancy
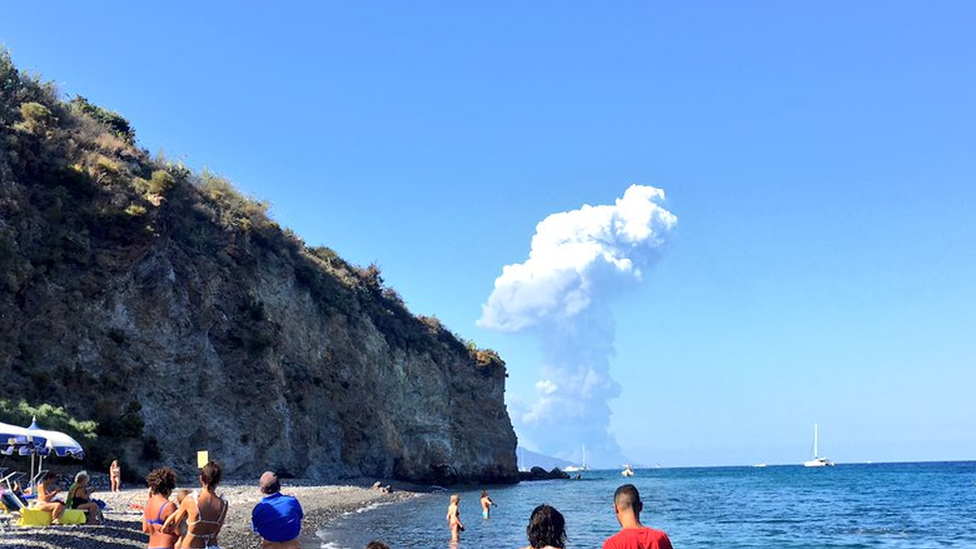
[251,471,304,548]
[163,461,228,549]
[110,460,122,492]
[480,490,496,519]
[602,484,673,549]
[521,504,566,549]
[67,470,103,524]
[446,494,465,542]
[143,467,179,549]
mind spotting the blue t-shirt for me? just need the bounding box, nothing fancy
[252,492,304,542]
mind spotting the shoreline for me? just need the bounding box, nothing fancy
[0,480,422,549]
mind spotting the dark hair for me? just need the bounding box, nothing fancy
[146,467,177,497]
[43,471,57,483]
[365,542,391,549]
[526,504,566,549]
[481,490,488,497]
[199,461,222,488]
[613,484,642,514]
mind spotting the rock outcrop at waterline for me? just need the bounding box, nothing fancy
[0,50,517,484]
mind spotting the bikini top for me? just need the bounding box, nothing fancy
[145,498,172,527]
[186,491,228,544]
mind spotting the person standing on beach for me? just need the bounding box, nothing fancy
[251,471,304,549]
[602,484,673,549]
[521,504,566,549]
[163,461,228,548]
[446,494,465,541]
[480,490,496,519]
[110,460,122,492]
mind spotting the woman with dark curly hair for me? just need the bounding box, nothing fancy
[522,504,567,549]
[142,467,178,549]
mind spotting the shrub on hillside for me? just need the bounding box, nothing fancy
[16,102,54,135]
[69,95,135,143]
[0,399,98,443]
[148,170,174,195]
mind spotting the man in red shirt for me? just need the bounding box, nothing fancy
[602,484,674,549]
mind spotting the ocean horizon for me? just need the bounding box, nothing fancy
[318,461,976,549]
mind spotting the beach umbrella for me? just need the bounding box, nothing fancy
[26,419,85,458]
[0,421,47,455]
[21,418,85,489]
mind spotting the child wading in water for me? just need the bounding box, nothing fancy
[446,494,465,541]
[480,490,496,519]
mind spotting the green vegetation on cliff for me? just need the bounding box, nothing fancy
[0,48,512,482]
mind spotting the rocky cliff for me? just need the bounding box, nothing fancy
[0,50,517,484]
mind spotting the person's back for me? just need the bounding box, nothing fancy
[602,484,673,549]
[185,491,227,547]
[164,461,228,549]
[603,526,672,549]
[252,472,303,549]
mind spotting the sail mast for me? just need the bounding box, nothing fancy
[813,423,819,459]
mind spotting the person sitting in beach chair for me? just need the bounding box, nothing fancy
[163,461,228,549]
[66,470,103,524]
[34,472,65,524]
[251,471,304,549]
[143,467,179,549]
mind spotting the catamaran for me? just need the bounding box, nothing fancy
[803,423,834,467]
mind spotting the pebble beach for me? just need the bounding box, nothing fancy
[0,481,417,549]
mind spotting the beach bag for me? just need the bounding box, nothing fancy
[17,508,51,527]
[60,509,87,525]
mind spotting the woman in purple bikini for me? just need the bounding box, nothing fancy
[142,467,179,549]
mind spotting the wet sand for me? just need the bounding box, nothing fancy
[0,481,417,549]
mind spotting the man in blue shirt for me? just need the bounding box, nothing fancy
[251,471,304,548]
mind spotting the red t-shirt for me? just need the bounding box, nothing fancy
[603,527,674,549]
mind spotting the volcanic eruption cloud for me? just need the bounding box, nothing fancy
[478,184,677,466]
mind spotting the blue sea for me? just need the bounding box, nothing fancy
[317,462,976,549]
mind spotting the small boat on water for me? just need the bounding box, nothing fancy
[753,463,767,468]
[803,423,835,467]
[564,444,589,473]
[621,464,635,477]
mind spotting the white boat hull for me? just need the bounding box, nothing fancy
[803,457,834,467]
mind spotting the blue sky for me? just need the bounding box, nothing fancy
[3,1,974,466]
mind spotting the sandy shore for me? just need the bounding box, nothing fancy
[0,481,418,549]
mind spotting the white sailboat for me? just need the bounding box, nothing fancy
[621,463,635,477]
[803,423,834,467]
[564,444,590,472]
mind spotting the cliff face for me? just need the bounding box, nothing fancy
[0,51,517,484]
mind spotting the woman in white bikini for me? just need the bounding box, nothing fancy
[110,460,122,492]
[163,461,228,549]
